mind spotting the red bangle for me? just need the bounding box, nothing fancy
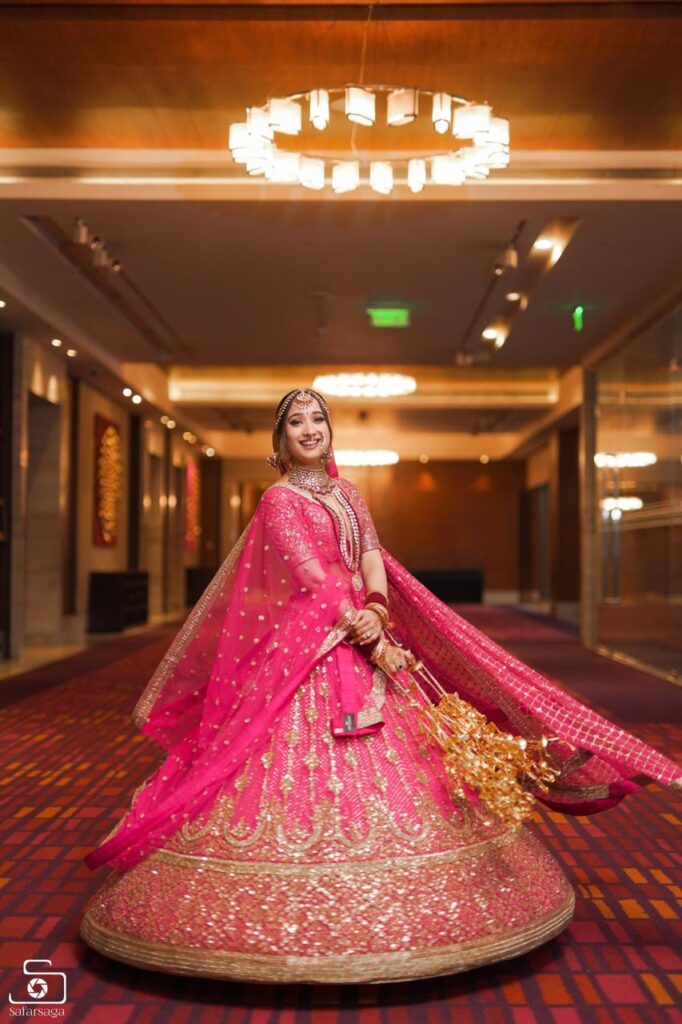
[365,591,388,610]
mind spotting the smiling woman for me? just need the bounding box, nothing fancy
[79,387,681,984]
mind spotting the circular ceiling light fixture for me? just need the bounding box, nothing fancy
[594,451,657,469]
[229,86,510,196]
[335,449,400,466]
[313,372,417,398]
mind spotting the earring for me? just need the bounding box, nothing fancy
[266,454,278,470]
[321,448,332,465]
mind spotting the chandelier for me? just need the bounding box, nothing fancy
[228,86,510,195]
[313,372,416,398]
[335,449,400,466]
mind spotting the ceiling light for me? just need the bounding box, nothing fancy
[51,338,62,347]
[431,155,465,186]
[246,106,274,143]
[299,156,325,191]
[479,454,490,464]
[72,218,89,244]
[122,387,133,397]
[309,89,330,131]
[313,372,416,398]
[601,496,643,512]
[506,292,521,302]
[204,446,216,457]
[267,98,302,136]
[335,449,400,466]
[131,394,142,404]
[533,237,554,251]
[594,451,657,469]
[345,86,375,126]
[418,454,430,464]
[332,161,360,195]
[160,415,169,424]
[407,158,427,194]
[0,300,6,309]
[432,93,452,134]
[387,88,418,126]
[182,431,192,441]
[475,116,510,147]
[66,349,77,358]
[501,244,518,270]
[265,151,300,183]
[369,161,393,196]
[453,104,491,139]
[166,419,176,429]
[482,327,498,340]
[550,242,565,265]
[229,86,510,195]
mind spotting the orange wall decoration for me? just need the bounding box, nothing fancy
[93,414,123,547]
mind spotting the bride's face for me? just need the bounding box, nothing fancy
[284,398,330,467]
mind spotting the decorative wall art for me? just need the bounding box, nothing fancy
[93,414,123,546]
[184,461,201,553]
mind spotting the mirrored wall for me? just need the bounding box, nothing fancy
[592,303,682,681]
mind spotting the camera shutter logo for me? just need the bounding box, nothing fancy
[8,959,68,1005]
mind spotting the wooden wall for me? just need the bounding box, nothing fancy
[350,460,525,595]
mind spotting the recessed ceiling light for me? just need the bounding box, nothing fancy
[122,387,133,397]
[418,454,429,464]
[166,419,176,429]
[66,348,77,358]
[482,327,498,340]
[160,415,169,424]
[506,291,521,302]
[313,372,416,398]
[204,446,216,457]
[0,300,6,309]
[533,237,553,251]
[51,338,62,347]
[480,454,490,464]
[131,394,142,404]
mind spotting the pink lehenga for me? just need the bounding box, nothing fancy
[80,477,681,984]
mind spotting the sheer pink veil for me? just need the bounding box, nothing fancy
[84,482,358,873]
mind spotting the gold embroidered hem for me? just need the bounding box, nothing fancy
[80,888,574,984]
[80,824,574,984]
[84,634,580,983]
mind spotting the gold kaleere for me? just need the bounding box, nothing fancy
[381,630,560,830]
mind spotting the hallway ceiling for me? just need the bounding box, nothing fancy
[0,0,680,457]
[1,0,681,151]
[0,197,680,371]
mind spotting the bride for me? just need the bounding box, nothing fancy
[80,387,681,984]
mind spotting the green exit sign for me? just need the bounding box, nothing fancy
[366,307,411,328]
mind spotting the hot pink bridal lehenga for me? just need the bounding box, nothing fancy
[80,436,681,983]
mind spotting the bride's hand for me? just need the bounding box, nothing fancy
[382,644,420,674]
[348,608,383,645]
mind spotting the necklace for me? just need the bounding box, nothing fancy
[287,462,336,495]
[311,487,363,592]
[285,466,363,591]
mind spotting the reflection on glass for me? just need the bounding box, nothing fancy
[594,306,682,680]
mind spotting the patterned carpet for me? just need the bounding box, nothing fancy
[0,608,680,1023]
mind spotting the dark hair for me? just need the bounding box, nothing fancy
[272,389,333,470]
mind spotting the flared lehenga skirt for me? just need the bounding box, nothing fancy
[80,645,575,984]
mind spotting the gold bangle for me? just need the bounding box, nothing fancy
[365,602,389,625]
[369,635,389,666]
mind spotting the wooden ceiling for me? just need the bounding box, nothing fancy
[1,1,680,151]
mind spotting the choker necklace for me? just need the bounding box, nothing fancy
[287,462,336,495]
